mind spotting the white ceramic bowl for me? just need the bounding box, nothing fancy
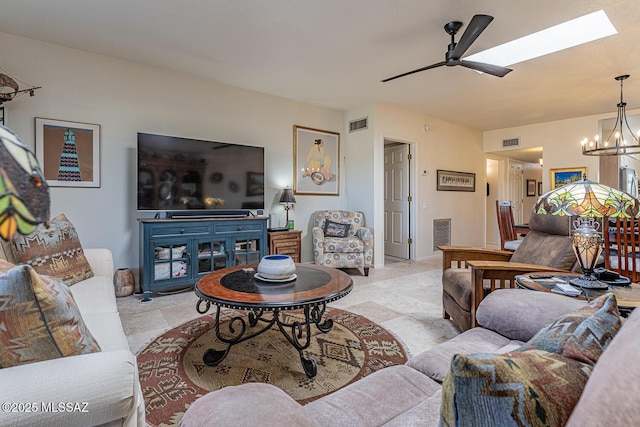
[257,255,296,279]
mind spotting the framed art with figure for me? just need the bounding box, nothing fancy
[293,125,340,196]
[35,117,101,188]
[550,167,586,190]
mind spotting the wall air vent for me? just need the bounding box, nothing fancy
[433,218,451,251]
[502,137,520,148]
[349,117,368,132]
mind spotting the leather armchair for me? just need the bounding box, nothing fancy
[312,210,373,276]
[440,212,578,331]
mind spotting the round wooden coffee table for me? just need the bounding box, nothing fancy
[516,272,640,316]
[194,264,353,378]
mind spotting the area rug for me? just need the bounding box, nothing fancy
[138,307,408,427]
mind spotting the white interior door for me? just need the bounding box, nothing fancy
[508,160,524,223]
[384,143,410,259]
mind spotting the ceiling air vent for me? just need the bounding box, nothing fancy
[349,117,368,132]
[502,137,520,148]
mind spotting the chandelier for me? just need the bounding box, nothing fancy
[581,74,640,156]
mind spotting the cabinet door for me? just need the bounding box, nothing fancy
[152,240,190,282]
[194,237,228,276]
[232,234,263,265]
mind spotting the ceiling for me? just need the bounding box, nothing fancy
[0,0,639,131]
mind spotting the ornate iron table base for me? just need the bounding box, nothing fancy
[196,299,334,378]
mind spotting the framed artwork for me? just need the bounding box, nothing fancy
[35,118,101,188]
[0,107,4,126]
[436,169,476,192]
[246,172,264,196]
[550,167,586,190]
[293,125,340,195]
[526,179,537,196]
[538,181,543,196]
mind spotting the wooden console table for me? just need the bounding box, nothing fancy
[268,230,302,262]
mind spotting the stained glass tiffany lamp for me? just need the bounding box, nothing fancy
[0,125,50,240]
[534,178,640,288]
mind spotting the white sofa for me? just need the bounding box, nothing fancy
[0,247,145,427]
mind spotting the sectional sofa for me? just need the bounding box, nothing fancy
[0,246,144,426]
[181,288,639,426]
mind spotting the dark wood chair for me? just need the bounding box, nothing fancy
[496,200,521,251]
[604,217,640,282]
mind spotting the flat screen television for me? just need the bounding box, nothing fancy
[137,133,264,215]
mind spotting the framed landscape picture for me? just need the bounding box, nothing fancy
[293,125,340,196]
[35,117,101,188]
[436,169,475,192]
[550,167,586,190]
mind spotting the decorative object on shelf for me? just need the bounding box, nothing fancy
[0,125,50,240]
[436,169,476,192]
[35,118,101,188]
[581,75,640,156]
[279,187,296,226]
[526,179,537,196]
[534,178,640,289]
[0,68,41,105]
[294,125,340,196]
[113,268,135,297]
[287,220,294,230]
[256,254,296,280]
[550,167,587,190]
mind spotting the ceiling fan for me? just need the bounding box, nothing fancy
[382,14,512,82]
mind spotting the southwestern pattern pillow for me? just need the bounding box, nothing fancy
[440,350,592,427]
[10,214,94,286]
[0,264,101,367]
[516,292,621,366]
[323,219,350,238]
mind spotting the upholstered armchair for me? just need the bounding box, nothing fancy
[312,210,373,276]
[439,212,578,332]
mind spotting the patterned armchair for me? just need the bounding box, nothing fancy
[312,210,373,276]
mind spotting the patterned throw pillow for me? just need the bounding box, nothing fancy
[516,292,621,365]
[440,350,592,427]
[323,219,350,238]
[10,214,94,286]
[0,264,101,367]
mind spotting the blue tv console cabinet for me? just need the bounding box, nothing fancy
[138,216,268,301]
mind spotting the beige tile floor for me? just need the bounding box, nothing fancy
[117,254,460,358]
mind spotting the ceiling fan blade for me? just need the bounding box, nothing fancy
[451,14,493,59]
[457,60,512,77]
[381,61,447,82]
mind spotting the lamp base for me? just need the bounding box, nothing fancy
[569,276,608,290]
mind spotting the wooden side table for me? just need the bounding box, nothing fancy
[515,272,640,317]
[268,230,302,262]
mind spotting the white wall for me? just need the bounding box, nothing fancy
[484,109,640,194]
[523,162,543,214]
[0,32,346,269]
[373,103,486,258]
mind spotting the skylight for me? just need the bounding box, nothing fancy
[465,10,617,67]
